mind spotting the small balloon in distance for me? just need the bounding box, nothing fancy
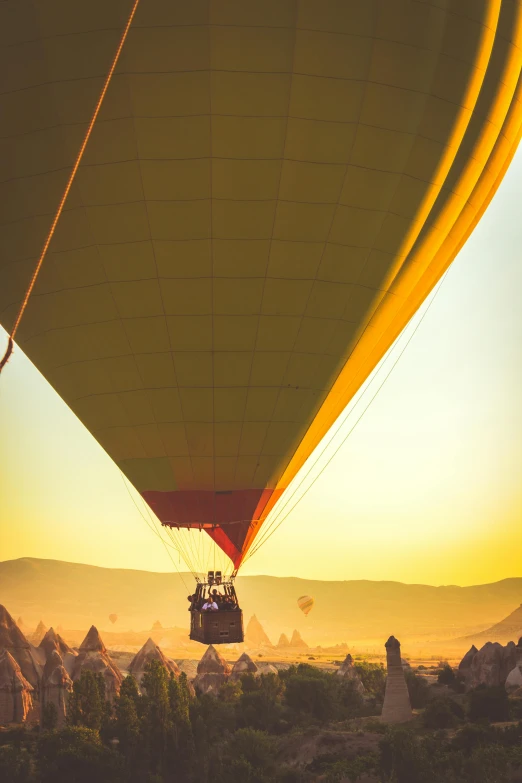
[297,596,314,616]
[109,614,118,624]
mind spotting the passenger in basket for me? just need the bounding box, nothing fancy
[202,598,219,612]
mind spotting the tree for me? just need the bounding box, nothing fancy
[405,670,430,708]
[423,697,464,729]
[168,672,195,771]
[114,692,140,755]
[354,662,387,699]
[41,700,58,731]
[221,728,275,783]
[467,686,510,723]
[379,727,436,783]
[284,673,331,721]
[283,664,362,723]
[0,745,31,783]
[140,660,173,777]
[238,673,284,731]
[37,726,123,783]
[68,670,106,731]
[438,664,457,687]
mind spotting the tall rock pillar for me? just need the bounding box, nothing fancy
[381,636,413,724]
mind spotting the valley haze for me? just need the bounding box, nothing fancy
[3,557,522,652]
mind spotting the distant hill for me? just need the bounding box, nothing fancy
[1,557,522,646]
[457,603,522,645]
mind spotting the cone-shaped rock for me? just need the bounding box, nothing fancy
[290,629,308,648]
[470,641,516,688]
[458,645,478,670]
[41,649,73,725]
[381,636,413,724]
[258,663,279,675]
[0,649,34,724]
[32,620,48,644]
[230,653,259,682]
[178,660,198,680]
[39,627,77,678]
[277,633,290,648]
[336,654,365,694]
[71,626,123,700]
[194,645,231,695]
[0,605,41,687]
[129,638,180,691]
[458,645,477,689]
[245,615,273,648]
[39,627,74,658]
[505,638,522,692]
[152,620,163,631]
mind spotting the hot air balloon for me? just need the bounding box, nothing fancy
[1,0,521,636]
[109,614,118,625]
[297,596,315,617]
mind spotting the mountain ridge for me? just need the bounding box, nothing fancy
[2,557,522,646]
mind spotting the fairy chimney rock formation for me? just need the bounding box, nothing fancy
[129,638,180,690]
[193,645,231,695]
[470,641,516,688]
[506,637,522,692]
[39,627,74,660]
[71,626,123,700]
[381,636,413,724]
[258,663,278,675]
[178,659,198,680]
[41,649,73,725]
[245,615,273,648]
[458,645,478,688]
[230,653,259,681]
[0,649,34,724]
[336,654,366,694]
[32,620,48,645]
[277,633,290,648]
[290,629,308,648]
[0,605,41,687]
[458,645,478,670]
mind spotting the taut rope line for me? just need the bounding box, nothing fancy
[0,0,141,375]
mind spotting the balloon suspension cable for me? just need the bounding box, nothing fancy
[242,269,451,566]
[120,471,191,592]
[0,0,141,377]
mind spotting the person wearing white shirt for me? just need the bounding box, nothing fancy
[202,600,218,612]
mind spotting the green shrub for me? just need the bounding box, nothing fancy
[405,670,430,708]
[438,664,456,687]
[0,745,31,783]
[37,726,123,783]
[353,662,386,699]
[468,686,510,723]
[423,697,465,729]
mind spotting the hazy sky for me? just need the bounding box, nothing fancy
[1,146,522,587]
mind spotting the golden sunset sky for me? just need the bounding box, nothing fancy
[1,147,522,587]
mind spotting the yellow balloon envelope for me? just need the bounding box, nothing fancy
[297,596,315,617]
[1,0,521,569]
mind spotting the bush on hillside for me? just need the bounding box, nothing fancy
[467,686,510,723]
[423,697,465,729]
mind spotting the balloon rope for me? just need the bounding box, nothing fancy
[242,270,450,566]
[120,471,192,591]
[0,0,141,375]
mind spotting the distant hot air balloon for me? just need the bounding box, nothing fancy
[297,596,315,617]
[1,0,521,576]
[109,614,118,625]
